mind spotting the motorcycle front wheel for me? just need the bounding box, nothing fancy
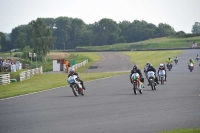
[133,82,137,95]
[161,77,164,84]
[72,84,79,96]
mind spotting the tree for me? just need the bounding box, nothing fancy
[192,22,200,34]
[30,18,56,61]
[54,17,72,49]
[11,24,32,50]
[0,32,6,51]
[0,32,13,52]
[118,21,131,43]
[98,18,121,45]
[156,23,175,37]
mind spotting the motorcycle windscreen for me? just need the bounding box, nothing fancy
[68,76,75,84]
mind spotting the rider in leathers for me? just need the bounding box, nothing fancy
[157,63,167,81]
[130,65,144,83]
[68,68,86,90]
[166,57,173,68]
[187,58,195,69]
[146,64,159,85]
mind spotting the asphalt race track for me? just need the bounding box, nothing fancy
[0,49,200,133]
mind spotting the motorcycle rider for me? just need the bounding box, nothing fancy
[166,57,173,68]
[144,62,150,78]
[157,63,167,81]
[68,68,86,90]
[196,54,199,60]
[146,64,159,85]
[187,58,195,68]
[130,65,144,88]
[174,56,178,63]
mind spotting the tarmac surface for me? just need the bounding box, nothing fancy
[83,52,134,73]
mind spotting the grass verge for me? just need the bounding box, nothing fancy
[157,128,200,133]
[122,50,183,68]
[77,36,200,50]
[0,72,126,99]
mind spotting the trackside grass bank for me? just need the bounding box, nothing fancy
[157,128,200,133]
[122,50,183,68]
[76,36,200,51]
[0,72,126,99]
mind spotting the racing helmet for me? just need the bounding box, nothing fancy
[133,65,138,70]
[69,68,75,75]
[149,64,153,68]
[159,63,164,68]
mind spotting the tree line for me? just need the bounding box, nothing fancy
[1,17,200,57]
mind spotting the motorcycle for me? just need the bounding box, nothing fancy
[67,75,84,96]
[131,73,143,95]
[158,70,165,84]
[174,59,178,64]
[188,63,194,72]
[196,56,199,61]
[166,63,172,71]
[147,71,156,90]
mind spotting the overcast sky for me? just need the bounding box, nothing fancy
[0,0,200,33]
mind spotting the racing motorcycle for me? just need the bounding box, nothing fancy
[174,59,178,64]
[166,63,172,71]
[188,63,194,72]
[68,75,84,96]
[196,56,199,61]
[147,71,156,90]
[158,70,165,84]
[131,73,143,95]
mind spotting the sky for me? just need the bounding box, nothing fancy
[0,0,200,34]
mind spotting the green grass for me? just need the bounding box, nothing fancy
[0,72,126,99]
[157,128,200,133]
[122,50,183,68]
[77,36,200,50]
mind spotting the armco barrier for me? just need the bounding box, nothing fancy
[20,67,43,81]
[0,74,10,85]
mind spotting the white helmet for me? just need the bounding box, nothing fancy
[69,68,75,74]
[160,63,164,68]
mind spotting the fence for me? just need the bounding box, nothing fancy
[20,67,43,81]
[0,74,10,85]
[69,59,88,71]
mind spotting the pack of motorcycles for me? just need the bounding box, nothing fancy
[67,57,199,96]
[132,57,198,95]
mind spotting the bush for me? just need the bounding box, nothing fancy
[13,53,22,58]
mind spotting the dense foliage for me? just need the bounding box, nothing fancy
[0,17,200,52]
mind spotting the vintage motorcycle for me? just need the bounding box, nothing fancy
[68,75,84,96]
[188,63,194,72]
[166,63,172,71]
[174,59,178,64]
[158,70,165,84]
[147,71,156,90]
[131,73,143,95]
[196,56,199,61]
